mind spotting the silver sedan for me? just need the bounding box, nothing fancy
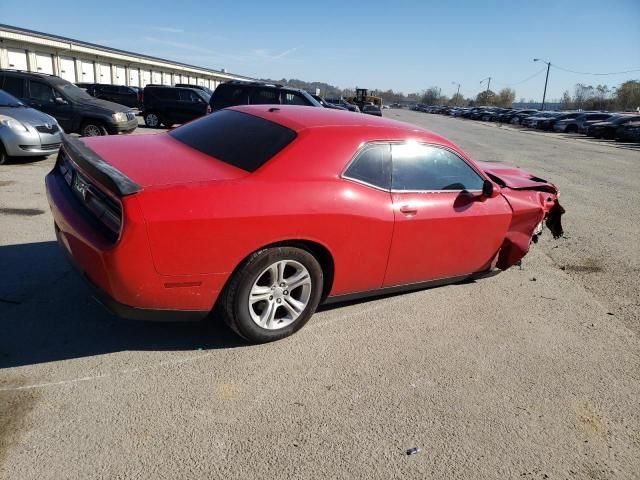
[0,89,62,165]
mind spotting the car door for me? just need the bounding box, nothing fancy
[153,88,180,124]
[383,142,512,287]
[118,86,137,108]
[177,89,206,122]
[27,80,73,131]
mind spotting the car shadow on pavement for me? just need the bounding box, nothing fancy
[0,241,247,369]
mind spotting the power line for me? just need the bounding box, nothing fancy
[551,64,640,76]
[490,66,547,90]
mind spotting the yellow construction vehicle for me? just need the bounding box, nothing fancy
[348,88,383,110]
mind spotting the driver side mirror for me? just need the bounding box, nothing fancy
[482,179,497,198]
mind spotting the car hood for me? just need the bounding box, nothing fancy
[475,161,558,193]
[0,105,56,126]
[76,97,132,113]
[81,133,247,189]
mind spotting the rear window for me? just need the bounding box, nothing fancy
[169,109,297,172]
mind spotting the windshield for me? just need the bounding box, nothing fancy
[611,115,635,124]
[196,90,212,102]
[0,89,24,107]
[55,83,94,101]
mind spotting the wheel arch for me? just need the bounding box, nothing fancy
[218,238,335,309]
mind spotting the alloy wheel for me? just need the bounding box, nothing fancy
[248,260,312,330]
[83,124,103,136]
[145,113,159,127]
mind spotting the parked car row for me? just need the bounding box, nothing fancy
[415,104,640,143]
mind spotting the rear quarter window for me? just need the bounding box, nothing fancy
[169,109,297,172]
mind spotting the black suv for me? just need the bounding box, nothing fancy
[0,70,137,136]
[142,85,211,128]
[209,81,322,111]
[85,84,141,109]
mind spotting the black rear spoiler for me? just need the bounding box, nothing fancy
[61,134,142,196]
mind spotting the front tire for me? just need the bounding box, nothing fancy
[81,121,107,137]
[220,247,324,343]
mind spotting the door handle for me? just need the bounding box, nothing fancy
[399,204,418,215]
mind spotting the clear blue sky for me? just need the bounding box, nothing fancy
[2,0,639,101]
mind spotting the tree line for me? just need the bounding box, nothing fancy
[262,77,640,110]
[559,81,640,111]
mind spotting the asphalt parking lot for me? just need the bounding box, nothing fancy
[1,112,639,479]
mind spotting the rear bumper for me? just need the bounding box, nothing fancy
[56,225,207,322]
[45,162,223,319]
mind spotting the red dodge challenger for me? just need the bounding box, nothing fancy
[46,106,564,343]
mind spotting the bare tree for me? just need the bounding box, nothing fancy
[421,86,442,105]
[495,88,516,107]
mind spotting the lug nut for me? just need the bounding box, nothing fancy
[276,298,282,304]
[280,283,285,287]
[269,296,273,300]
[283,290,288,295]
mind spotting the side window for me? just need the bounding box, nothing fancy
[391,143,484,191]
[248,87,279,105]
[178,89,202,102]
[155,88,179,100]
[212,85,247,108]
[2,76,25,98]
[344,144,391,190]
[29,81,57,103]
[282,92,310,106]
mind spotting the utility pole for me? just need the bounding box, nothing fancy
[451,81,461,106]
[480,77,491,104]
[534,59,551,111]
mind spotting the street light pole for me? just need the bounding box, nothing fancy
[534,58,551,111]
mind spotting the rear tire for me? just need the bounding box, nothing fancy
[81,121,107,137]
[219,246,324,343]
[144,112,161,128]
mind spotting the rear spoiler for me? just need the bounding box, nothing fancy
[61,134,142,196]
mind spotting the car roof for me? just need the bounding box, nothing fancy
[220,80,309,94]
[228,105,453,144]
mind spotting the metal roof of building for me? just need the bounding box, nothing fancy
[0,24,254,81]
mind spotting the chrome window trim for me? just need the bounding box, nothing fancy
[340,140,486,193]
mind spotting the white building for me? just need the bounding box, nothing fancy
[0,24,252,90]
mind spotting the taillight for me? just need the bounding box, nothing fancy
[58,152,123,242]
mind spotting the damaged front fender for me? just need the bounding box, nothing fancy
[476,161,565,270]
